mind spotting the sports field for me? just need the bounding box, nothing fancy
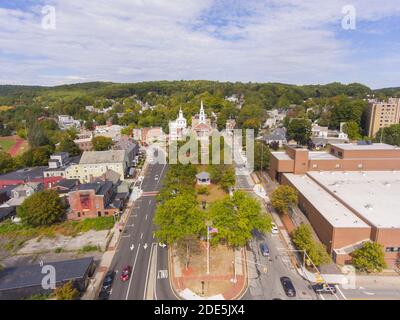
[0,136,29,156]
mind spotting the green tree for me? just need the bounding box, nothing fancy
[53,281,80,300]
[92,136,113,151]
[270,185,298,214]
[254,141,271,171]
[17,146,53,167]
[208,165,236,191]
[17,190,65,227]
[352,242,387,273]
[343,121,361,140]
[154,193,205,244]
[58,137,81,156]
[291,224,330,267]
[0,151,14,174]
[209,191,272,247]
[375,124,400,146]
[27,123,49,148]
[287,118,312,145]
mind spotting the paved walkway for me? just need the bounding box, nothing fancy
[169,246,248,300]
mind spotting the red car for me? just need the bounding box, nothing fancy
[120,266,132,282]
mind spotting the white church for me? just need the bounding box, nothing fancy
[169,107,188,141]
[168,101,214,141]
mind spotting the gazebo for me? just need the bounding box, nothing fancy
[196,172,211,185]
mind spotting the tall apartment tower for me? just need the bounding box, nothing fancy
[367,98,400,138]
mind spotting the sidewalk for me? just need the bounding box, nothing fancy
[257,171,343,278]
[81,160,149,300]
[169,245,248,300]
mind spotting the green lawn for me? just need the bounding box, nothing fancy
[0,216,115,238]
[0,139,16,152]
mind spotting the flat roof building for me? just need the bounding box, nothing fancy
[271,143,400,266]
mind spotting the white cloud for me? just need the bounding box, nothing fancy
[0,0,399,88]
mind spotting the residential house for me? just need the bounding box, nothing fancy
[94,124,123,142]
[113,137,139,167]
[0,167,62,189]
[0,182,44,208]
[263,127,287,147]
[58,115,81,130]
[43,153,81,181]
[74,131,93,152]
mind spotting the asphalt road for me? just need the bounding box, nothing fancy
[108,163,176,300]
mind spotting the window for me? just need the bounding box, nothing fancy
[105,211,109,216]
[386,247,400,253]
[335,164,341,169]
[98,212,101,217]
[77,212,81,218]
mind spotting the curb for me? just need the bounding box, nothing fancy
[168,246,249,301]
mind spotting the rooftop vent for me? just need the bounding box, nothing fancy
[365,204,373,210]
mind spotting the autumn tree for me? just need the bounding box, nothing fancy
[291,224,330,267]
[352,242,387,273]
[270,185,298,214]
[53,281,80,300]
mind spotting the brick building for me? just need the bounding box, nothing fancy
[67,181,122,220]
[270,143,400,266]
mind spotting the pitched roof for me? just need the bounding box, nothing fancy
[0,257,94,291]
[79,150,126,165]
[196,172,210,180]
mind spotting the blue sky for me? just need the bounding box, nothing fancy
[0,0,399,88]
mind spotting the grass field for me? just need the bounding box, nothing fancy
[0,135,29,156]
[0,138,16,152]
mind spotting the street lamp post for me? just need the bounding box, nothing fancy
[230,260,237,283]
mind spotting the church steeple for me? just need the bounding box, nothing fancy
[199,100,206,123]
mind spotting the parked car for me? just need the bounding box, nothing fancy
[280,277,296,297]
[102,271,115,291]
[98,289,110,300]
[154,174,159,180]
[120,266,132,282]
[312,283,337,294]
[271,223,279,234]
[260,243,270,257]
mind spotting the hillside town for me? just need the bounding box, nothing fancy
[1,1,400,311]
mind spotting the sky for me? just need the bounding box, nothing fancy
[0,0,399,89]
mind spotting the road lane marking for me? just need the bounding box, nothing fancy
[143,243,158,300]
[336,285,348,300]
[122,235,131,238]
[125,246,141,300]
[140,233,143,239]
[145,214,148,220]
[157,270,168,279]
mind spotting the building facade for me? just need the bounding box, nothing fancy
[65,150,128,183]
[169,108,187,141]
[67,181,121,220]
[366,98,400,138]
[270,143,400,266]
